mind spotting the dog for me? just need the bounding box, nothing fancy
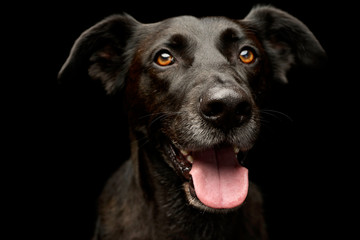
[58,5,325,240]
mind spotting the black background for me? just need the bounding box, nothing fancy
[10,0,356,239]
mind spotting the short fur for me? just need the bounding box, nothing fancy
[58,6,325,240]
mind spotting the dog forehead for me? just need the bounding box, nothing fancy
[140,16,245,47]
[161,16,242,38]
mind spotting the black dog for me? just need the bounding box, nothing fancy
[58,5,325,240]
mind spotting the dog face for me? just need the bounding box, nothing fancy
[129,16,263,148]
[59,6,325,211]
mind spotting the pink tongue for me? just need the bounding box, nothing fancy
[190,146,249,209]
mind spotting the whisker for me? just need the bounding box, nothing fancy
[147,111,184,127]
[138,112,166,120]
[138,111,183,120]
[260,109,293,122]
[129,111,184,149]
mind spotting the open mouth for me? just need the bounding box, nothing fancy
[167,143,249,210]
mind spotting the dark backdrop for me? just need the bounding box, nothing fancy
[13,1,356,240]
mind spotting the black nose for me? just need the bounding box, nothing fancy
[199,87,252,129]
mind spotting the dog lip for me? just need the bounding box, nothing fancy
[167,144,192,181]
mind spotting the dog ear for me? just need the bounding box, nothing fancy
[58,14,139,94]
[244,5,326,83]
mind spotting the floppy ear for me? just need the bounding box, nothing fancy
[244,5,326,83]
[58,14,139,94]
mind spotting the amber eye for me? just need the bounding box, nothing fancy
[239,48,256,64]
[155,51,175,66]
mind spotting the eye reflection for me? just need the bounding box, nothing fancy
[239,48,256,64]
[155,51,175,66]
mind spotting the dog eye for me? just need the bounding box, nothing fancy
[239,48,256,64]
[155,50,175,66]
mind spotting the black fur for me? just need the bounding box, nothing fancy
[58,5,325,240]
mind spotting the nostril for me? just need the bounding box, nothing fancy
[201,100,224,118]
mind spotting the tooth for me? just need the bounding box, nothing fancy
[180,149,189,156]
[187,155,194,164]
[233,146,240,154]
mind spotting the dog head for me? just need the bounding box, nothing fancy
[58,6,325,211]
